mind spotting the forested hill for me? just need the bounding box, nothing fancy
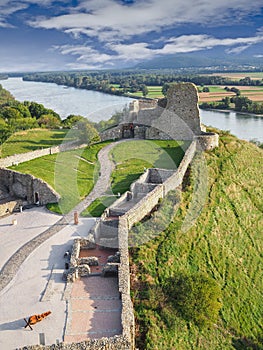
[131,129,263,350]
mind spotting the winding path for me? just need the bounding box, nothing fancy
[0,140,126,293]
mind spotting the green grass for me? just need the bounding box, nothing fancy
[83,140,187,217]
[131,131,263,350]
[0,128,76,158]
[110,140,186,194]
[10,141,110,214]
[81,195,117,217]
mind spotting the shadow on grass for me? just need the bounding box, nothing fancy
[232,337,263,350]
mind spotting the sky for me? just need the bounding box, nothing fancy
[0,0,263,72]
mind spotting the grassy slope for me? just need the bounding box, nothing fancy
[0,128,76,158]
[131,131,263,350]
[10,142,109,213]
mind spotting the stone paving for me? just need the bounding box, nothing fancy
[64,277,122,343]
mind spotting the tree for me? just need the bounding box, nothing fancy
[77,120,100,145]
[167,272,222,328]
[141,84,149,97]
[38,114,61,128]
[62,114,85,128]
[162,83,170,96]
[202,87,210,92]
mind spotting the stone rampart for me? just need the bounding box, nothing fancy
[123,185,164,229]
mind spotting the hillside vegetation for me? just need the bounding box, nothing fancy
[131,131,263,350]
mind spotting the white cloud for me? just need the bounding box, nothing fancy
[52,31,263,69]
[28,0,263,42]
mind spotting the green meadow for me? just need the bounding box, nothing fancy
[0,128,75,158]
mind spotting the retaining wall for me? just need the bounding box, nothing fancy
[0,141,85,168]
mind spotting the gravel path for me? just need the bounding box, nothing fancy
[0,140,126,293]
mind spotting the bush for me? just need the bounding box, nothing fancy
[167,272,222,328]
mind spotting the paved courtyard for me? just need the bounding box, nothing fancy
[64,277,122,343]
[0,208,97,349]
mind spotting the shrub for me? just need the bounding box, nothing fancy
[167,272,222,328]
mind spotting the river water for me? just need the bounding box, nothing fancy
[1,77,133,122]
[1,77,263,142]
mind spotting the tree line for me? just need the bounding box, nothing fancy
[23,71,263,98]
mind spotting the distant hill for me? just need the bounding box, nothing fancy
[135,53,263,71]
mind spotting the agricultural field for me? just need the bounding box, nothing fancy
[199,85,263,103]
[0,128,76,158]
[206,72,263,81]
[131,130,263,349]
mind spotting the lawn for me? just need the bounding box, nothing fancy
[82,140,187,217]
[0,128,76,158]
[10,141,110,214]
[131,130,263,349]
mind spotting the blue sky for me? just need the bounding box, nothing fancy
[0,0,262,72]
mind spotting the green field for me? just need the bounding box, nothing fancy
[131,130,263,349]
[10,142,110,214]
[82,140,187,217]
[0,128,76,158]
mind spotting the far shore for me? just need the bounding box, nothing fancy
[200,107,263,118]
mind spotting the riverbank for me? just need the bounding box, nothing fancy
[200,107,263,117]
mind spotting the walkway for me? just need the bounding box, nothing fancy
[0,140,127,348]
[0,140,125,293]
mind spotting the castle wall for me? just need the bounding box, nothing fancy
[0,141,84,168]
[0,168,60,205]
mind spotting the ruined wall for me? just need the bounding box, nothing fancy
[0,141,84,168]
[0,168,60,205]
[195,132,219,151]
[19,336,131,350]
[100,126,122,142]
[166,83,201,135]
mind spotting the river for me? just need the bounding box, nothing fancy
[0,77,133,122]
[1,77,263,142]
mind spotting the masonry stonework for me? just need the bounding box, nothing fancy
[100,83,219,151]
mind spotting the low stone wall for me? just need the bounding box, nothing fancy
[100,126,121,142]
[0,168,60,206]
[19,335,131,350]
[124,184,164,229]
[0,141,85,168]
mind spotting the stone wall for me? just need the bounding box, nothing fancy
[195,132,219,151]
[0,141,84,168]
[100,83,219,149]
[100,126,122,142]
[19,336,131,350]
[0,168,60,205]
